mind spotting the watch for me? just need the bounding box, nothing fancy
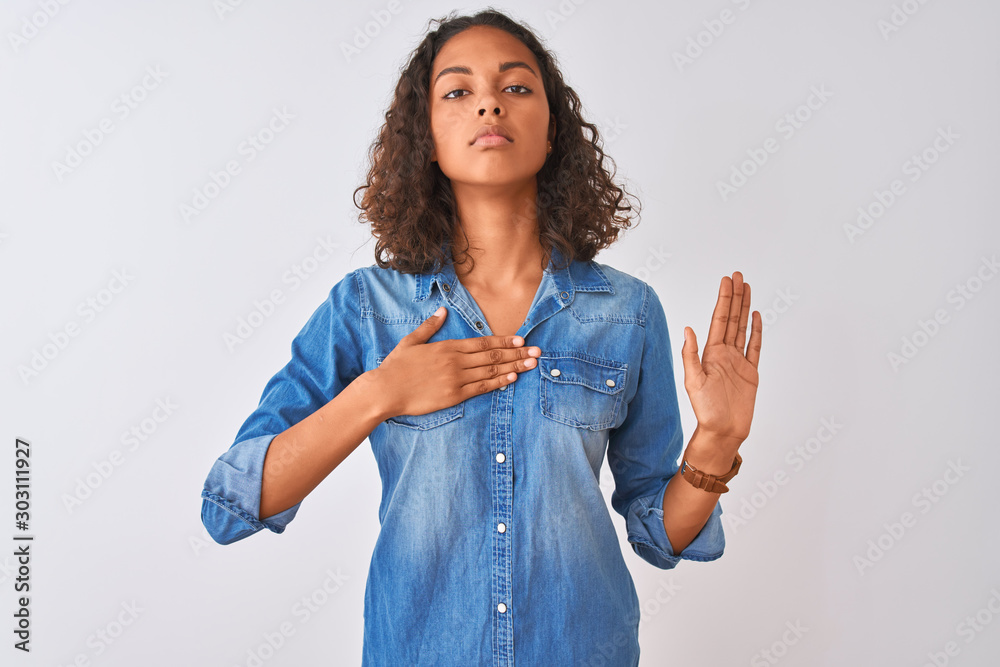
[680,452,743,493]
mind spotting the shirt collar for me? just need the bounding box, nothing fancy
[413,239,614,304]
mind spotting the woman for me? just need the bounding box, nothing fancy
[201,9,762,665]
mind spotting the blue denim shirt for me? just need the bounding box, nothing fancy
[200,241,726,666]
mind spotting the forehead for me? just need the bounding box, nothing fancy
[431,26,538,78]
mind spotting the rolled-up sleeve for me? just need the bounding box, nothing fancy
[200,269,364,545]
[607,282,726,569]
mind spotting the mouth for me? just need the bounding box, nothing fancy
[473,135,512,147]
[472,124,513,145]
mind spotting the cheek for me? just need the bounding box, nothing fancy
[430,115,464,151]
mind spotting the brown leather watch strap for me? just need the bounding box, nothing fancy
[680,452,743,494]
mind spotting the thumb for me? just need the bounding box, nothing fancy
[680,326,703,385]
[405,306,447,345]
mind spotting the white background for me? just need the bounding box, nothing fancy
[2,1,999,665]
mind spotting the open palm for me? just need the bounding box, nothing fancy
[681,272,762,451]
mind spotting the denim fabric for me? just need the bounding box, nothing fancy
[200,241,726,666]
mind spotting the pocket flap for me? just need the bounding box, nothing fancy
[539,354,626,395]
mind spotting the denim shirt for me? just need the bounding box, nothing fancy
[200,241,726,666]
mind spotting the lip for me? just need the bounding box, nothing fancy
[471,124,513,145]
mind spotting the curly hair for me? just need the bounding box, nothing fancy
[353,7,641,275]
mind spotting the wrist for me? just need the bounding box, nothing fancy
[684,426,742,476]
[356,369,396,423]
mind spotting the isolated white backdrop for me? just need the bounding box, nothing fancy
[2,1,998,665]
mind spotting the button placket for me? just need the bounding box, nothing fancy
[490,372,514,663]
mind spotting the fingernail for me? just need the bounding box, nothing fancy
[434,306,445,317]
[513,336,523,345]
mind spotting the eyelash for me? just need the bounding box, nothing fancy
[442,84,533,99]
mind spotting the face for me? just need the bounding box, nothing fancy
[428,25,555,189]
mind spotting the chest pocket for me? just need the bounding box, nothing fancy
[539,353,627,430]
[375,355,464,430]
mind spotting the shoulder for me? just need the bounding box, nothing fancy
[576,258,659,326]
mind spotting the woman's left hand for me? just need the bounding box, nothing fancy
[680,271,763,454]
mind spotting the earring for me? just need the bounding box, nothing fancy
[547,141,552,154]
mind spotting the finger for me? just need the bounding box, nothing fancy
[452,333,528,368]
[680,326,704,390]
[736,281,751,351]
[459,368,520,399]
[402,306,448,345]
[466,343,541,375]
[705,276,733,348]
[463,354,537,390]
[723,271,744,346]
[746,310,763,369]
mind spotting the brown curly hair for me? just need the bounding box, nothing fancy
[352,7,641,275]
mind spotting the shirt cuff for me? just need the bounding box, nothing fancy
[200,434,302,545]
[625,481,726,569]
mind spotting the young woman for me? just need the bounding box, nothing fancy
[201,9,762,665]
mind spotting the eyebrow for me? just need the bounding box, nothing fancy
[432,61,538,87]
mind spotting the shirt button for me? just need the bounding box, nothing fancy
[606,379,616,387]
[499,385,507,391]
[550,368,561,377]
[496,452,505,463]
[498,603,507,613]
[442,283,450,292]
[475,321,484,330]
[497,523,506,533]
[560,291,569,300]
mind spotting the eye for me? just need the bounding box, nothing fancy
[442,84,533,99]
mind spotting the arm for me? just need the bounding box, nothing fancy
[666,271,762,552]
[200,270,371,545]
[258,370,385,520]
[660,426,737,553]
[606,284,727,570]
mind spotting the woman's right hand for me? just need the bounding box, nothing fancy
[369,306,541,420]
